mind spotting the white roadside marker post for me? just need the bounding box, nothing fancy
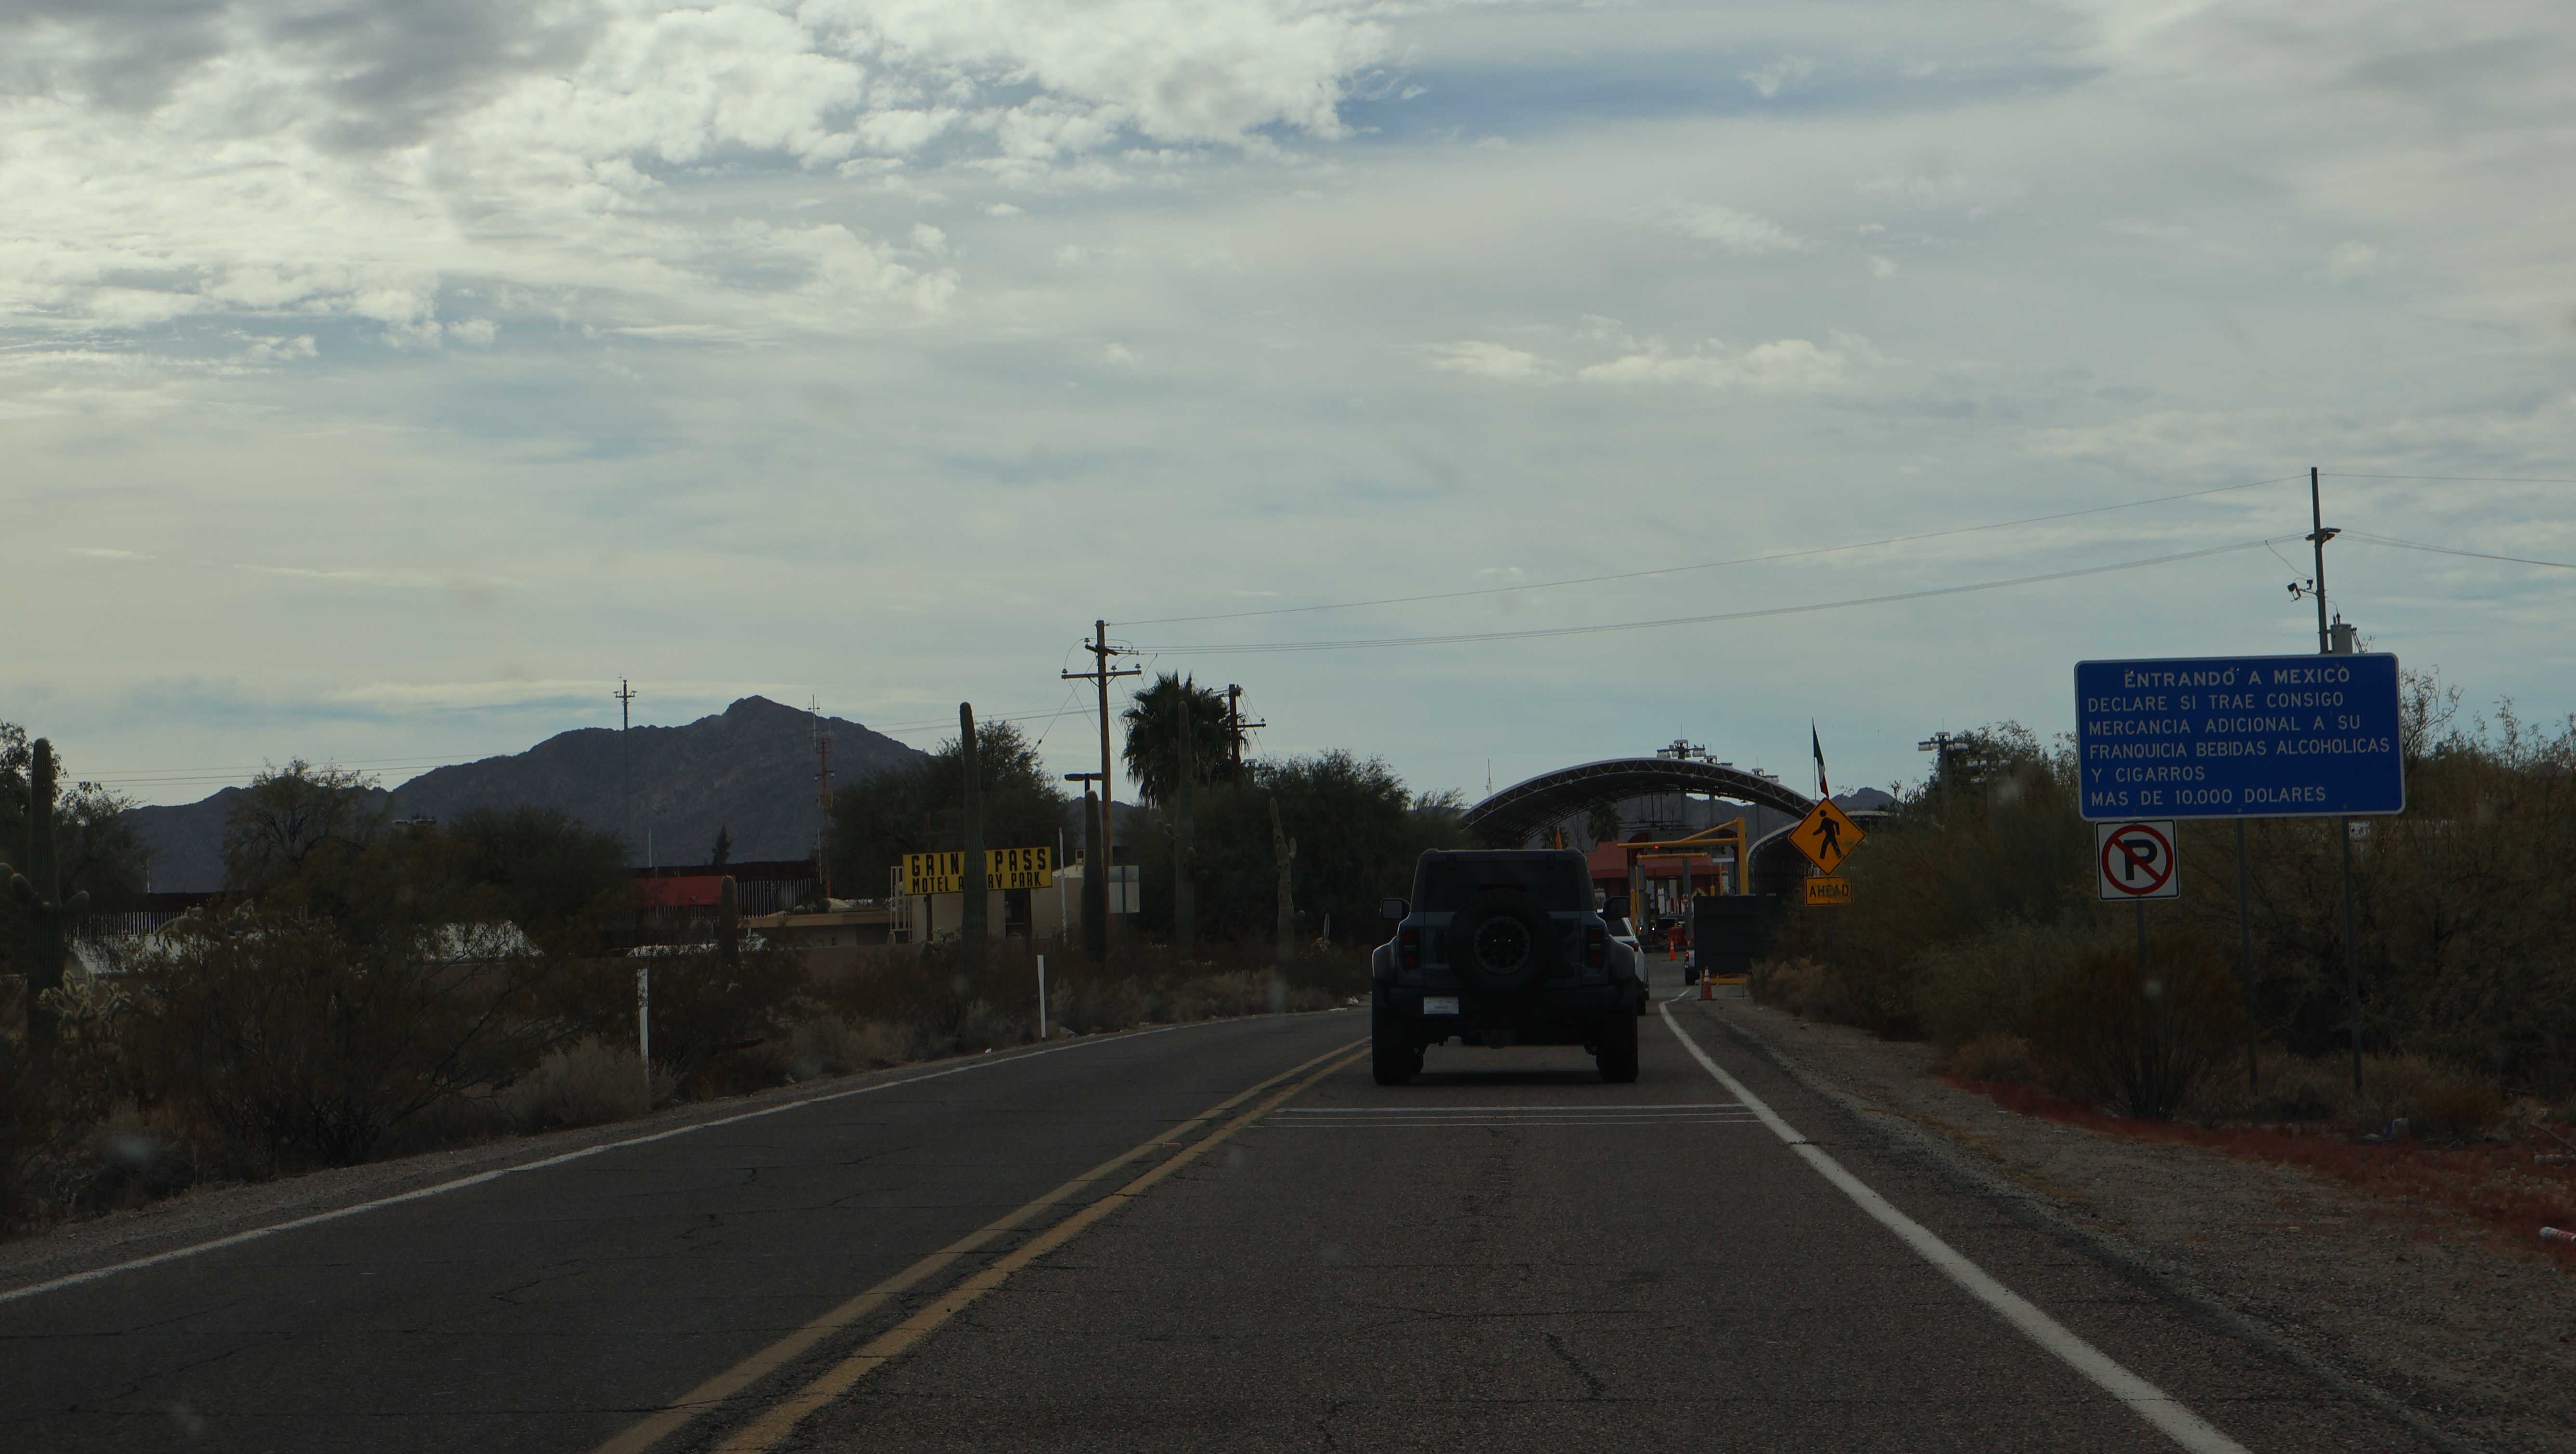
[1037,954,1049,1040]
[637,964,652,1102]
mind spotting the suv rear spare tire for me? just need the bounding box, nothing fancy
[1447,888,1560,995]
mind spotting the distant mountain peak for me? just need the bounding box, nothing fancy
[122,700,929,891]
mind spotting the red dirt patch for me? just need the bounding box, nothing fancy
[1946,1075,2576,1269]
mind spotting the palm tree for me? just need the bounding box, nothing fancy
[1120,674,1235,805]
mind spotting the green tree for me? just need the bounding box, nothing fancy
[221,760,383,895]
[708,824,733,867]
[1,729,149,1051]
[437,806,630,955]
[1120,673,1233,805]
[1129,751,1470,944]
[1586,799,1623,847]
[0,724,149,916]
[826,721,1070,897]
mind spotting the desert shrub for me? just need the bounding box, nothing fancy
[1749,957,1840,1020]
[2415,1073,2506,1140]
[110,910,559,1168]
[2244,1052,2506,1137]
[2028,938,2243,1119]
[632,945,805,1095]
[1948,1033,2039,1085]
[786,1017,917,1079]
[1912,919,2122,1049]
[2245,1056,2349,1123]
[497,1038,667,1130]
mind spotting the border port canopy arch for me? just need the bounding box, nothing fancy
[1463,758,1819,847]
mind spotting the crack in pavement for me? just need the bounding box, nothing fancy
[1542,1332,1607,1400]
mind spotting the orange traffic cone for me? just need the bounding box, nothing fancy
[1700,969,1712,1001]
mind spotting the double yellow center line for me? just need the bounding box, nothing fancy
[591,1038,1366,1454]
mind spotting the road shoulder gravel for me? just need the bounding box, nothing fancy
[1695,996,2575,1454]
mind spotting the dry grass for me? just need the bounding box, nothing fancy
[495,1038,671,1132]
[1749,957,1839,1021]
[2210,1052,2511,1138]
[1951,1071,2576,1267]
[1948,1033,2039,1086]
[785,1017,916,1080]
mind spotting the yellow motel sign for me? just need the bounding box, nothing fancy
[903,846,1055,895]
[1787,799,1866,873]
[1804,875,1853,907]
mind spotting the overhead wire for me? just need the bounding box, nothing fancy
[1121,473,2302,626]
[2327,472,2576,485]
[1141,537,2295,656]
[2346,533,2576,571]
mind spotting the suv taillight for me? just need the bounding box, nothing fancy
[1399,926,1421,970]
[1584,924,1607,969]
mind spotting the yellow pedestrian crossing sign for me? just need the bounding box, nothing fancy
[1788,799,1865,873]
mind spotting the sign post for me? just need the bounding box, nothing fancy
[2076,652,2404,1091]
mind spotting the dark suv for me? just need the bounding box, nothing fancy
[1369,848,1645,1085]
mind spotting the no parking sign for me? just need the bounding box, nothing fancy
[2096,820,2179,901]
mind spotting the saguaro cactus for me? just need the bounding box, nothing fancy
[7,740,89,1054]
[716,874,741,971]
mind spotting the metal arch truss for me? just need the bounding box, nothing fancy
[1462,758,1819,848]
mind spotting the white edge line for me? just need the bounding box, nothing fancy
[0,1022,1200,1308]
[1656,1004,2251,1454]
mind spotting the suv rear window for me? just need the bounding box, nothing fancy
[1417,857,1590,914]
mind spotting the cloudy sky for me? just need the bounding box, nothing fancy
[6,0,2572,811]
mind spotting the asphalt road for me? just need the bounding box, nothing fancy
[5,961,2442,1453]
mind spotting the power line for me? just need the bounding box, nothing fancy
[1140,537,2292,656]
[2347,532,2576,571]
[1122,474,2301,626]
[2328,472,2576,485]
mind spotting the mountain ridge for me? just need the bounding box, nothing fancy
[123,697,928,891]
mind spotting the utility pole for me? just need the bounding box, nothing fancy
[1062,621,1140,954]
[2307,465,2337,655]
[616,679,637,864]
[2293,467,2362,1094]
[1068,774,1106,961]
[959,702,987,970]
[2311,466,2364,1094]
[1916,731,1961,818]
[1174,696,1196,959]
[1222,684,1263,783]
[811,700,832,901]
[1269,795,1296,965]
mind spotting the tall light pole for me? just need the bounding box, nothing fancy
[615,679,637,863]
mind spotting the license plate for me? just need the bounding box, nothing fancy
[1421,996,1460,1016]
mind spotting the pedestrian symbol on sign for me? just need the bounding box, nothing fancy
[2095,821,2179,901]
[1788,799,1866,873]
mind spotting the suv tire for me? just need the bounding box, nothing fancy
[1371,1003,1418,1085]
[1595,1009,1639,1083]
[1447,888,1560,995]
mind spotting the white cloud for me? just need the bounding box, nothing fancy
[0,0,1388,345]
[1578,335,1872,392]
[1650,201,1807,255]
[2322,240,2387,282]
[1868,255,1897,279]
[1742,55,1814,99]
[1427,341,1547,379]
